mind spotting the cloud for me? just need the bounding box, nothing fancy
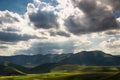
[14,36,93,55]
[0,10,25,34]
[0,0,120,56]
[105,30,120,35]
[50,30,70,37]
[2,27,20,32]
[0,10,38,43]
[29,10,58,29]
[111,0,120,10]
[0,10,20,24]
[100,38,120,55]
[0,31,38,42]
[15,40,76,55]
[103,0,120,11]
[52,49,63,54]
[0,46,8,49]
[27,1,59,29]
[64,0,120,35]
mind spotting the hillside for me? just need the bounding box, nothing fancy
[60,51,120,66]
[30,63,120,74]
[0,61,26,76]
[30,63,63,73]
[51,64,120,73]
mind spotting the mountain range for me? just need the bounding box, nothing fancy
[0,51,120,66]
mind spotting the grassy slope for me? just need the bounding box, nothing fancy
[30,63,62,73]
[31,64,120,74]
[0,72,119,80]
[51,64,120,73]
[0,61,26,76]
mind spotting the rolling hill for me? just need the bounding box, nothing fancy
[0,61,26,76]
[30,63,120,74]
[51,64,120,73]
[30,63,63,73]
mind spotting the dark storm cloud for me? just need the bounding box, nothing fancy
[50,31,70,37]
[65,0,120,35]
[29,10,59,29]
[0,11,19,24]
[0,31,38,42]
[73,0,120,11]
[78,0,119,30]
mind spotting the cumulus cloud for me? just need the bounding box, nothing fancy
[0,10,40,43]
[0,31,38,42]
[27,1,59,29]
[0,10,20,24]
[0,9,47,55]
[29,10,58,29]
[64,0,120,35]
[0,10,25,33]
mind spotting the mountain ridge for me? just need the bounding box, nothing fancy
[0,50,120,66]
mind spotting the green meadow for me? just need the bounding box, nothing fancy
[0,72,120,80]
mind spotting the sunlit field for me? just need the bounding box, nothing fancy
[0,72,120,80]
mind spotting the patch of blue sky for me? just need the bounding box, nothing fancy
[113,11,120,18]
[0,0,33,14]
[40,0,58,6]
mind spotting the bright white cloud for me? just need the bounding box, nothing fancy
[100,39,120,55]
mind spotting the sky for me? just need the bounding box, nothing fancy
[0,0,120,56]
